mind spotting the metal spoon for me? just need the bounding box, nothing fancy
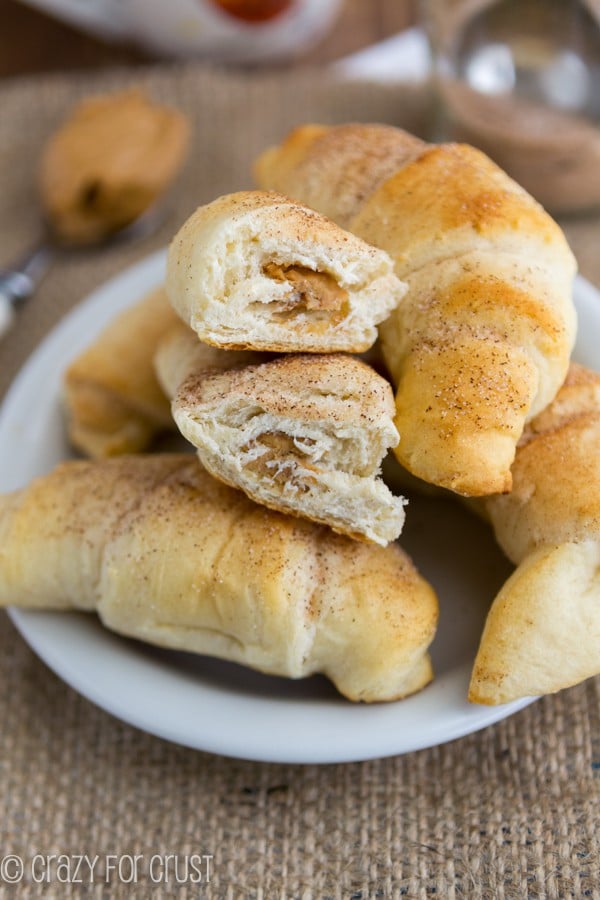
[0,203,166,340]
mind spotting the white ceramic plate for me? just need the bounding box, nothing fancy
[1,251,599,764]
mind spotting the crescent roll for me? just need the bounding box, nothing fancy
[154,319,265,399]
[155,323,406,545]
[166,190,407,353]
[470,365,600,704]
[64,287,179,457]
[0,455,438,702]
[255,124,577,496]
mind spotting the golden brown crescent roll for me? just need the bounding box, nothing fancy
[469,541,600,706]
[40,89,190,244]
[481,365,600,563]
[255,123,577,496]
[470,365,600,704]
[166,190,407,353]
[64,287,179,458]
[0,455,438,702]
[155,323,406,545]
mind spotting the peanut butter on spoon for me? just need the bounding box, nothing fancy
[39,89,190,244]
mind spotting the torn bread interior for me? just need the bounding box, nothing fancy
[160,338,406,545]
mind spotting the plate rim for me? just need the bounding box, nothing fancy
[1,252,597,764]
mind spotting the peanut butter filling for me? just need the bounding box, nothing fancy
[263,263,348,314]
[39,89,190,244]
[243,431,318,489]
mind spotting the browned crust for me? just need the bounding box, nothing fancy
[255,123,426,227]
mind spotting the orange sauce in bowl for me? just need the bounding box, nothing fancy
[209,0,294,24]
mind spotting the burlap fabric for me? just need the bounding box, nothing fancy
[0,64,599,899]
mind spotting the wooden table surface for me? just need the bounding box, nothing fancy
[0,0,417,78]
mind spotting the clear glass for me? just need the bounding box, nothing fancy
[420,0,600,214]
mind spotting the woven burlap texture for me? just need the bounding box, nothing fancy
[0,64,599,899]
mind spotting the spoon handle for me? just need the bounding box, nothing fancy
[0,242,55,340]
[0,290,15,340]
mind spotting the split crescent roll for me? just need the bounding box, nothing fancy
[155,323,406,545]
[166,190,407,353]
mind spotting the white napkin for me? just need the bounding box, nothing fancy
[332,27,431,83]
